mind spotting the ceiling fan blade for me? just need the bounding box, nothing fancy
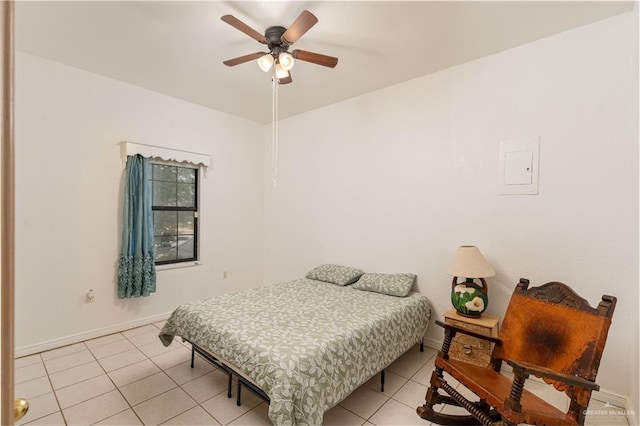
[281,10,318,45]
[223,52,266,67]
[278,71,292,85]
[221,15,268,44]
[291,49,338,68]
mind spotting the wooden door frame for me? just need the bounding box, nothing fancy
[1,0,15,424]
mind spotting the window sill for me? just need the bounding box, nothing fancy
[156,261,203,271]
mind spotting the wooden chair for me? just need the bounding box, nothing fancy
[417,278,616,426]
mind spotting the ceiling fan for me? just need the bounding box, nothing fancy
[221,10,338,85]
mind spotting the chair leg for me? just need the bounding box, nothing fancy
[418,371,455,422]
[417,370,499,426]
[426,370,449,406]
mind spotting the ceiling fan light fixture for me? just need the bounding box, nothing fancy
[257,53,274,72]
[275,64,289,80]
[278,52,295,71]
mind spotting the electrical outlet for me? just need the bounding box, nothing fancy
[222,271,228,279]
[86,289,95,303]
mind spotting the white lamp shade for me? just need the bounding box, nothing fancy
[257,54,274,72]
[278,52,295,71]
[446,245,495,278]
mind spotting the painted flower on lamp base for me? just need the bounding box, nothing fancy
[451,278,488,318]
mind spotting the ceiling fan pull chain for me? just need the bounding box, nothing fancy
[271,69,279,188]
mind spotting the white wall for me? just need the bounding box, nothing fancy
[15,52,265,353]
[263,12,638,404]
[13,8,638,414]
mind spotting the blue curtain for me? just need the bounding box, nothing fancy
[117,154,156,298]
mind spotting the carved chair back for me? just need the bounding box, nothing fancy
[492,279,616,410]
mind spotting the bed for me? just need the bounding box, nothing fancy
[159,270,431,425]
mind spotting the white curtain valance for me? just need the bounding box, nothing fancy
[119,140,211,175]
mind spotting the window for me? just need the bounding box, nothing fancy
[149,163,198,265]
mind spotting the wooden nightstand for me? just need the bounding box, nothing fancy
[444,308,500,367]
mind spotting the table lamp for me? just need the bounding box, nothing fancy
[446,245,495,317]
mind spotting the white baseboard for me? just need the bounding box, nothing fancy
[591,389,631,410]
[589,391,637,425]
[15,312,172,358]
[423,337,442,352]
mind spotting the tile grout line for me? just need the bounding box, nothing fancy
[96,327,200,425]
[18,325,227,425]
[41,348,69,426]
[88,331,145,426]
[27,332,159,425]
[120,325,211,426]
[15,353,61,426]
[183,353,242,426]
[153,320,263,425]
[356,348,436,426]
[82,325,187,424]
[147,323,236,425]
[47,336,135,425]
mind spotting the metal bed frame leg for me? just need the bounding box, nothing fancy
[187,341,269,405]
[377,341,422,393]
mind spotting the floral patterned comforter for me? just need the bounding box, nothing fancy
[159,278,431,425]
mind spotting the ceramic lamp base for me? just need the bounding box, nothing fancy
[451,277,488,317]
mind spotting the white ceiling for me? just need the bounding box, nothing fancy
[16,1,634,124]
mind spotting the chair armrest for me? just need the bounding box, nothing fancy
[435,320,502,344]
[507,360,600,391]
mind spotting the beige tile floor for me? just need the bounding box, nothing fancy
[15,321,630,425]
